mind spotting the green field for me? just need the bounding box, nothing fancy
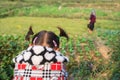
[0,16,120,38]
[0,0,120,80]
[0,17,87,36]
[0,0,120,36]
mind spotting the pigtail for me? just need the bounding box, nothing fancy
[25,26,34,41]
[57,27,69,40]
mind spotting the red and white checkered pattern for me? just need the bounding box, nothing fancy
[13,62,67,80]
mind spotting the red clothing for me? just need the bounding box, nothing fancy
[12,46,69,80]
[90,14,96,23]
[13,63,67,80]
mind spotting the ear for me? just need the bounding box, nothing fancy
[57,26,69,40]
[25,26,34,41]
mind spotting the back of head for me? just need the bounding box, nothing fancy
[32,31,59,48]
[32,30,47,46]
[26,26,69,49]
[46,31,59,48]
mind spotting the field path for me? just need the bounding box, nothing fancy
[94,36,111,60]
[84,31,112,60]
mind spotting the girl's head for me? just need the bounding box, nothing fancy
[25,26,69,50]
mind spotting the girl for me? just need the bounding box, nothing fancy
[12,27,69,80]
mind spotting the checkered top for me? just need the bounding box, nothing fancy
[13,63,67,80]
[13,46,69,80]
[13,46,69,65]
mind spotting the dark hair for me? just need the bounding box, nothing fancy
[25,26,34,41]
[25,26,69,48]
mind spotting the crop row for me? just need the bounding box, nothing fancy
[0,29,120,80]
[0,34,104,80]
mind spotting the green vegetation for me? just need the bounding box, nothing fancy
[0,17,88,36]
[0,17,120,37]
[0,0,120,20]
[0,0,120,80]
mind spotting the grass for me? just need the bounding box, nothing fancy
[0,16,120,37]
[0,1,120,80]
[0,17,87,36]
[0,1,120,20]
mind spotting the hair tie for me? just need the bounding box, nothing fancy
[53,40,57,47]
[33,37,38,44]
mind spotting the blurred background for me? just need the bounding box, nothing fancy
[0,0,120,80]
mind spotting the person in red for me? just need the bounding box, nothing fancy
[88,9,96,33]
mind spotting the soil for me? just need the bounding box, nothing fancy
[94,37,111,60]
